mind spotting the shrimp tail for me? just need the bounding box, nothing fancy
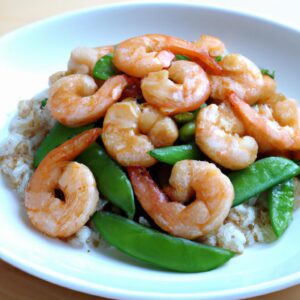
[45,128,102,164]
[228,92,294,151]
[164,35,223,75]
[127,167,168,213]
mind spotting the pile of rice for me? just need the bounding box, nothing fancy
[0,97,278,253]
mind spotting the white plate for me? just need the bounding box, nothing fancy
[1,2,300,299]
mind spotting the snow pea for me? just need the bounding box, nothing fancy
[149,143,202,165]
[268,179,294,238]
[179,121,195,142]
[77,144,135,218]
[93,53,119,80]
[229,157,300,207]
[34,122,93,168]
[93,212,234,272]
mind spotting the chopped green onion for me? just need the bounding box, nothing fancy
[261,68,275,79]
[175,54,190,61]
[93,54,119,80]
[215,55,222,62]
[40,98,48,108]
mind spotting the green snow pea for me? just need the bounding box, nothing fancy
[179,121,195,142]
[149,143,202,165]
[77,144,135,218]
[268,179,294,238]
[229,157,300,207]
[34,122,93,168]
[93,53,119,80]
[93,212,234,272]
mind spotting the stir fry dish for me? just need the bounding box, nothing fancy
[2,34,300,273]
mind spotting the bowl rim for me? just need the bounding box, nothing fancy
[1,1,300,299]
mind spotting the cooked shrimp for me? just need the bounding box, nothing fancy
[113,34,222,78]
[128,161,234,239]
[228,93,299,152]
[258,75,277,103]
[195,103,258,170]
[47,74,128,127]
[25,128,101,238]
[102,100,178,167]
[141,60,210,115]
[68,45,114,75]
[193,35,225,57]
[210,54,264,105]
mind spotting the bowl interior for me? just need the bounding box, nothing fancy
[1,3,300,300]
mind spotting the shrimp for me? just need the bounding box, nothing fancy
[141,60,210,115]
[258,75,277,104]
[195,103,258,170]
[210,54,264,105]
[102,100,178,167]
[47,74,128,127]
[228,93,300,152]
[113,34,222,78]
[193,35,225,57]
[68,45,114,75]
[128,160,234,239]
[25,128,101,238]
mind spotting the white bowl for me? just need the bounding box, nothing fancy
[1,2,300,299]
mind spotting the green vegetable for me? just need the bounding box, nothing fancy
[179,121,195,142]
[93,212,234,272]
[175,54,190,61]
[215,55,222,62]
[268,179,294,237]
[40,98,48,108]
[149,143,202,165]
[260,68,275,79]
[173,112,194,124]
[173,104,206,125]
[93,53,119,80]
[77,144,135,218]
[34,122,93,168]
[229,157,300,207]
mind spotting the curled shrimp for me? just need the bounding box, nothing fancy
[193,35,225,57]
[141,60,210,115]
[195,103,258,170]
[113,34,222,78]
[210,54,264,105]
[68,45,114,75]
[25,128,101,238]
[102,99,178,167]
[228,93,300,152]
[47,74,128,127]
[128,160,234,239]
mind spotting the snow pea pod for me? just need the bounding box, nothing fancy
[77,144,135,218]
[34,122,93,168]
[149,143,202,165]
[268,179,294,238]
[229,157,300,207]
[93,212,234,272]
